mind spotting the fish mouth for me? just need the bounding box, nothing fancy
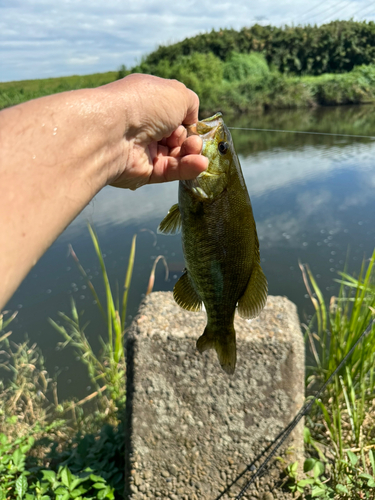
[183,112,226,199]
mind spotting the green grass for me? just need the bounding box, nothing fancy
[283,252,375,498]
[0,224,168,499]
[0,71,120,110]
[3,52,375,114]
[2,225,375,498]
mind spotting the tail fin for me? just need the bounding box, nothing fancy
[196,325,236,375]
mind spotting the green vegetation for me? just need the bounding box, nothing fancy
[140,21,375,76]
[4,21,375,113]
[0,71,119,110]
[0,225,166,499]
[135,50,375,114]
[2,224,375,498]
[283,252,375,498]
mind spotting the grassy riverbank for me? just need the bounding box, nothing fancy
[3,21,375,113]
[2,55,375,115]
[2,226,375,498]
[0,71,120,110]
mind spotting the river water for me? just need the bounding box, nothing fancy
[5,105,375,401]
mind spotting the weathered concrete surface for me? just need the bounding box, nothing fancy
[125,292,304,499]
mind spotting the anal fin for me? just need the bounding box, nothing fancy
[237,262,268,319]
[157,204,181,234]
[173,271,202,312]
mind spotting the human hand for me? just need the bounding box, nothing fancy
[100,74,209,190]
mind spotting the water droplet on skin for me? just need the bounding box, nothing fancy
[32,155,36,160]
[42,123,45,127]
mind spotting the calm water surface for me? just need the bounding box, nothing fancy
[5,105,375,400]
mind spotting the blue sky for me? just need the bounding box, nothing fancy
[1,0,374,82]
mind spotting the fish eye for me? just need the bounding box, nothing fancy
[218,141,229,155]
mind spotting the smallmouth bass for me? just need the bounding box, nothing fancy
[158,113,267,374]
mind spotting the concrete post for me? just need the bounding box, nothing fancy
[125,292,304,500]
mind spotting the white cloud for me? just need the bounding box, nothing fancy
[67,56,99,65]
[0,0,373,82]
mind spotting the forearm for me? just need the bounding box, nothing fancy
[0,87,126,309]
[0,74,205,310]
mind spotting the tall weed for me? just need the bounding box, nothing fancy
[301,249,375,470]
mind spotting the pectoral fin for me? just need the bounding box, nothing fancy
[173,271,202,312]
[157,204,181,234]
[237,262,268,319]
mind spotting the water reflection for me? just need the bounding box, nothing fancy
[5,105,375,400]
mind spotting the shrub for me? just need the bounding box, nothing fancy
[139,21,375,76]
[223,52,270,82]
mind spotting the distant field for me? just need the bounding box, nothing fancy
[0,71,120,110]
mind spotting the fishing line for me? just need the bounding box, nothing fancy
[221,318,375,500]
[228,127,375,140]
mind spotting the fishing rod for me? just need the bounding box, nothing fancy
[213,317,375,500]
[227,127,375,140]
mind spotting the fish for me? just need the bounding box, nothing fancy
[158,112,267,374]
